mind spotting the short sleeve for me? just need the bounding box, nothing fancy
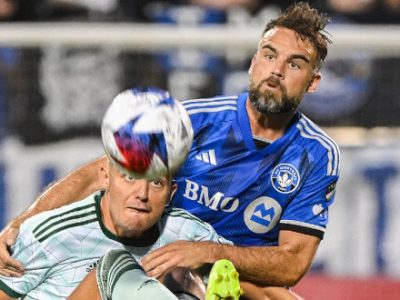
[191,219,233,245]
[164,208,233,245]
[280,155,339,239]
[0,227,53,297]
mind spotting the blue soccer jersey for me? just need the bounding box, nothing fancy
[173,92,340,246]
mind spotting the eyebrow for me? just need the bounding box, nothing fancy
[261,44,310,64]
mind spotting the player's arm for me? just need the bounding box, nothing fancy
[8,155,107,229]
[0,290,16,300]
[68,270,101,300]
[240,282,303,300]
[223,230,320,286]
[141,230,320,287]
[0,155,108,276]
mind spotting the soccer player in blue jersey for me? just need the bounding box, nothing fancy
[0,2,339,298]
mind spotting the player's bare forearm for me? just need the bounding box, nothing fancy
[213,231,320,286]
[240,281,303,300]
[142,231,320,287]
[68,269,101,300]
[10,155,108,228]
[0,289,16,300]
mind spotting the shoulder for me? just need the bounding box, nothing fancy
[162,207,231,243]
[20,193,99,243]
[295,114,340,176]
[163,206,209,227]
[182,95,239,130]
[161,207,219,239]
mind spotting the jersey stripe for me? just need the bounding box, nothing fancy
[0,281,23,298]
[182,96,238,115]
[33,203,97,242]
[300,116,340,172]
[182,96,237,104]
[97,250,149,299]
[280,222,324,239]
[108,253,139,294]
[297,117,340,176]
[34,211,97,241]
[36,218,98,242]
[300,116,340,164]
[185,106,237,115]
[33,203,96,234]
[297,123,335,175]
[183,100,237,109]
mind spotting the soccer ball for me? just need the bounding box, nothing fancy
[101,87,193,179]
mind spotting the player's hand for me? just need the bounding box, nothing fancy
[0,226,24,277]
[141,241,216,279]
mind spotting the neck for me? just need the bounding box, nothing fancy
[99,192,159,246]
[100,192,118,234]
[246,98,295,141]
[100,192,145,238]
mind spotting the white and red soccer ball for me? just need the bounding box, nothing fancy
[101,87,193,179]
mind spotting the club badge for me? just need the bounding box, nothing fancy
[271,163,300,194]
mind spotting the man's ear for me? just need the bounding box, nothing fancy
[167,182,178,205]
[248,54,256,75]
[307,72,322,93]
[99,162,110,190]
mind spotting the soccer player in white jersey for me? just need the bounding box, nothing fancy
[0,159,230,299]
[0,2,339,298]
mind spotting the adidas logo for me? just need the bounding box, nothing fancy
[195,149,217,166]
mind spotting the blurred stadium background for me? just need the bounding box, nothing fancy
[0,0,400,299]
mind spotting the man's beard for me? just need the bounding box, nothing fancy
[248,77,302,114]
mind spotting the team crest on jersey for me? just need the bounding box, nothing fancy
[271,164,300,194]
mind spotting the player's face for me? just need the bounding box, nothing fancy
[248,27,321,114]
[107,165,175,238]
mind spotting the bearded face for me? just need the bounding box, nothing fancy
[247,27,321,115]
[248,75,305,114]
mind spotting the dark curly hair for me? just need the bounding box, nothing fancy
[263,2,332,70]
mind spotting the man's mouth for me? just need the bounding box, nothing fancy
[126,206,149,213]
[265,78,281,89]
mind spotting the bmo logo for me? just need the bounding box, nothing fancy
[183,179,239,212]
[244,197,282,234]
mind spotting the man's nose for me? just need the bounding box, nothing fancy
[271,60,285,79]
[136,180,149,200]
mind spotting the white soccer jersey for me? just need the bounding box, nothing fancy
[0,192,230,299]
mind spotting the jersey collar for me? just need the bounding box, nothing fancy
[237,92,301,153]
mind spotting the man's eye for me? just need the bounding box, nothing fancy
[290,62,300,70]
[150,178,166,187]
[124,174,135,182]
[152,179,162,186]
